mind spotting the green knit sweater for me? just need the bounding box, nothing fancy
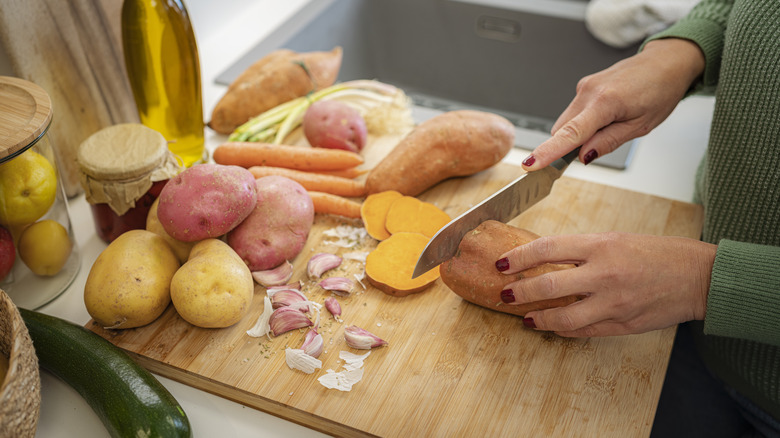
[647,0,780,419]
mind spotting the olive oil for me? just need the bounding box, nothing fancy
[121,0,205,167]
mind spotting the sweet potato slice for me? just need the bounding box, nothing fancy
[365,232,440,297]
[384,196,450,238]
[440,220,580,316]
[360,190,403,241]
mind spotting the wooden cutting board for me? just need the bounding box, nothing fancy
[0,0,138,197]
[88,131,703,437]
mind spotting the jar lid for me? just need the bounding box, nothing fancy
[0,76,53,163]
[77,123,169,180]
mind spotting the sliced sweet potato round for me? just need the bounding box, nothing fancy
[384,196,450,238]
[365,232,439,297]
[360,190,403,241]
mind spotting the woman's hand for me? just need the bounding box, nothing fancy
[522,38,706,170]
[496,232,717,337]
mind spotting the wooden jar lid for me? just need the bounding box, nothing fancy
[0,76,53,163]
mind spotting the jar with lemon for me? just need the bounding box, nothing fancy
[0,76,80,309]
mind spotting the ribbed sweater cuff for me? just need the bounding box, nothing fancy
[705,240,780,346]
[643,17,726,93]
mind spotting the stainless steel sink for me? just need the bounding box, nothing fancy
[216,0,639,169]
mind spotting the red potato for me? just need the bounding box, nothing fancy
[303,100,367,153]
[157,164,258,242]
[227,176,315,271]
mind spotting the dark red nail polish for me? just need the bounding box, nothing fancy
[583,149,598,165]
[495,257,510,272]
[500,289,515,303]
[522,155,536,167]
[523,317,536,329]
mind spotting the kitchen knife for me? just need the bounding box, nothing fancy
[411,146,581,279]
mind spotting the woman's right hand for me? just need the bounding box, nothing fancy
[521,38,706,170]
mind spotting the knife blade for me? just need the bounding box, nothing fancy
[411,146,581,279]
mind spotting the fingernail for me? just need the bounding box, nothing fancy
[500,289,515,303]
[495,257,510,272]
[522,155,536,167]
[583,149,598,165]
[523,317,536,329]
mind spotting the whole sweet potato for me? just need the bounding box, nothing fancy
[365,110,515,196]
[157,163,257,242]
[227,175,315,271]
[303,100,367,153]
[440,220,579,316]
[209,47,343,134]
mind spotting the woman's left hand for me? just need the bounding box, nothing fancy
[496,232,717,337]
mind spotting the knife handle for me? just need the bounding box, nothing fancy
[550,146,582,172]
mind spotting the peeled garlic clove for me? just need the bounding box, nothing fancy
[344,325,387,349]
[269,307,313,337]
[318,277,353,296]
[270,289,309,311]
[307,253,342,278]
[324,297,342,321]
[246,296,273,338]
[302,329,324,358]
[252,260,293,287]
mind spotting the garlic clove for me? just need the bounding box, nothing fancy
[307,253,343,278]
[270,289,309,311]
[252,260,293,287]
[344,325,388,349]
[318,277,353,296]
[324,297,342,321]
[269,307,313,337]
[301,329,324,358]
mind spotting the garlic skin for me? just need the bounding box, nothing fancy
[301,329,324,358]
[324,297,342,321]
[269,307,313,336]
[285,348,322,374]
[318,277,353,296]
[252,260,293,287]
[344,325,388,349]
[246,296,273,338]
[307,253,342,278]
[270,289,309,311]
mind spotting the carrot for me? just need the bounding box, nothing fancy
[312,167,368,179]
[213,142,364,171]
[248,166,367,197]
[308,191,362,218]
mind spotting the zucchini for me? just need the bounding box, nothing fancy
[20,308,192,438]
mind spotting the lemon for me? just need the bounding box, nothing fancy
[0,150,58,226]
[18,220,73,276]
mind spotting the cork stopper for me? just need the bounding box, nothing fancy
[0,76,53,162]
[77,123,181,215]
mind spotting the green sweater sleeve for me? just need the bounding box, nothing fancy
[643,0,734,93]
[705,239,780,347]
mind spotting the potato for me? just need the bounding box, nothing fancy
[170,239,254,328]
[303,100,367,153]
[227,176,314,271]
[84,230,180,329]
[440,220,580,316]
[146,198,196,263]
[365,110,515,196]
[157,163,257,242]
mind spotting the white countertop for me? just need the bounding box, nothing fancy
[32,0,714,436]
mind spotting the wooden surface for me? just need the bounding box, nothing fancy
[87,131,704,438]
[0,0,138,196]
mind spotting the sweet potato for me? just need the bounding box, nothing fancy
[361,190,403,240]
[303,100,367,153]
[365,232,440,297]
[157,164,257,242]
[365,110,515,196]
[227,176,314,271]
[209,47,343,134]
[440,220,580,316]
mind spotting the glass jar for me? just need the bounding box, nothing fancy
[0,76,81,309]
[77,123,182,243]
